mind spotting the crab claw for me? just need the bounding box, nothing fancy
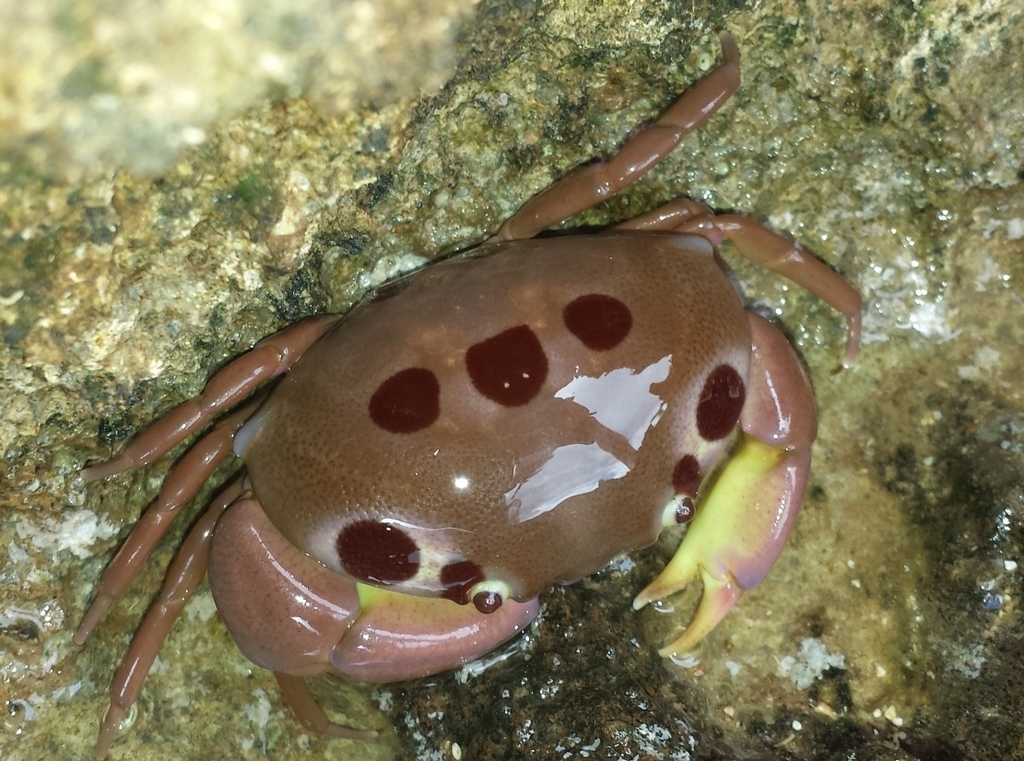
[633,435,810,657]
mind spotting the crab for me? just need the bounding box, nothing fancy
[76,32,861,757]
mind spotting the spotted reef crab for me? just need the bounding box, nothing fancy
[76,33,861,756]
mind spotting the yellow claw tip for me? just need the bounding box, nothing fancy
[653,571,743,658]
[657,640,699,660]
[656,620,709,660]
[633,559,701,611]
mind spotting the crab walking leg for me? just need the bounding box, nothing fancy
[491,33,739,242]
[274,672,376,740]
[684,214,863,365]
[81,314,340,480]
[609,199,713,232]
[633,314,817,656]
[611,200,862,365]
[93,480,242,760]
[75,399,260,644]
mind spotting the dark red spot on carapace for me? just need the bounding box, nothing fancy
[465,325,548,406]
[440,560,485,605]
[563,293,633,351]
[336,520,419,584]
[368,367,440,433]
[696,364,745,441]
[672,454,701,496]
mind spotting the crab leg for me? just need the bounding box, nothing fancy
[683,214,862,365]
[92,480,241,760]
[609,198,713,231]
[491,32,739,242]
[82,314,340,480]
[612,200,862,365]
[75,399,260,644]
[633,314,817,656]
[274,672,376,740]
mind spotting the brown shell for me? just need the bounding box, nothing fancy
[238,233,751,604]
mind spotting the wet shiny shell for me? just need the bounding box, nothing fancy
[236,233,751,606]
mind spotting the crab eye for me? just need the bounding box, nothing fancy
[468,580,511,614]
[661,495,696,528]
[666,454,701,527]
